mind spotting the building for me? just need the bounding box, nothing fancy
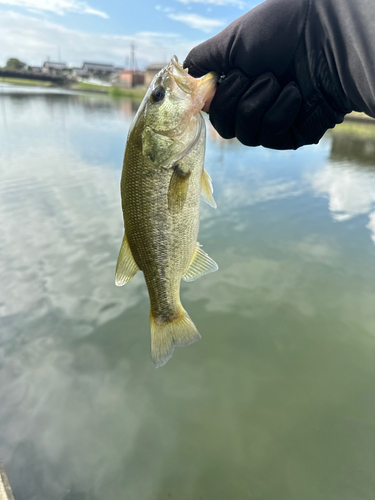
[70,67,90,78]
[81,62,115,80]
[118,69,145,87]
[145,63,167,86]
[42,62,69,76]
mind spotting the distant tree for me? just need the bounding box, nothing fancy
[5,58,27,70]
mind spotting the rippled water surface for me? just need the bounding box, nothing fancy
[1,87,375,500]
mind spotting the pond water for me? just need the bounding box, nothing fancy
[1,87,375,500]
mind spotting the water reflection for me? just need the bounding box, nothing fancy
[330,130,375,167]
[309,128,375,244]
[1,89,375,500]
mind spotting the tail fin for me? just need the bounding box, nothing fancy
[150,308,201,368]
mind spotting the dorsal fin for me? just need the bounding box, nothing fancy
[182,243,218,282]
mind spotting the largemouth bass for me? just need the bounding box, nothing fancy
[116,56,218,368]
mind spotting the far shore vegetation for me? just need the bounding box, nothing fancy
[332,112,375,138]
[72,82,146,99]
[1,77,53,87]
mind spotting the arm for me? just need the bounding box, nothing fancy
[184,0,375,150]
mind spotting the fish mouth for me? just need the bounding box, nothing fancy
[168,56,189,78]
[167,56,193,94]
[167,55,218,101]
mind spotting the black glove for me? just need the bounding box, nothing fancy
[184,0,357,150]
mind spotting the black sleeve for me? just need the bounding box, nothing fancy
[306,0,375,117]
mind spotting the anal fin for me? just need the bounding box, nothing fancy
[201,168,217,209]
[182,243,218,282]
[115,235,140,286]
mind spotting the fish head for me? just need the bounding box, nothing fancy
[131,56,217,166]
[144,55,217,136]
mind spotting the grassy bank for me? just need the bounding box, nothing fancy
[332,112,375,138]
[71,82,146,99]
[0,77,52,87]
[1,78,147,99]
[109,86,146,99]
[72,81,110,92]
[332,121,375,138]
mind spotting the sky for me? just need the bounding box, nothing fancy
[0,0,261,69]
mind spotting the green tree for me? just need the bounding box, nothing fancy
[5,58,27,70]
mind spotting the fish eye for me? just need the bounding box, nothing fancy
[150,86,165,104]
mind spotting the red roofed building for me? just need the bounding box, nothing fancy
[118,70,144,88]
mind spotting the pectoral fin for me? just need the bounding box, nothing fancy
[168,164,191,214]
[115,235,140,286]
[201,168,217,208]
[182,243,218,282]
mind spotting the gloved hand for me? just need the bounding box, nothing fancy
[184,0,354,150]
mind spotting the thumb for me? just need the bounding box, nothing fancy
[183,32,231,77]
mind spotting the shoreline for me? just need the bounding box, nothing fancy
[0,76,146,99]
[2,78,375,125]
[344,111,375,123]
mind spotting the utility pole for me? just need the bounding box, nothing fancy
[130,42,138,71]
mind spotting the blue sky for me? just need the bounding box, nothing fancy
[0,0,261,68]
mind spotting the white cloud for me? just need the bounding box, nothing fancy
[367,211,375,244]
[308,162,375,221]
[308,161,375,243]
[168,12,224,32]
[0,0,108,17]
[178,0,245,9]
[0,10,202,67]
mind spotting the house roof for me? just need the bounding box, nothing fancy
[82,62,115,71]
[43,62,68,69]
[146,63,167,71]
